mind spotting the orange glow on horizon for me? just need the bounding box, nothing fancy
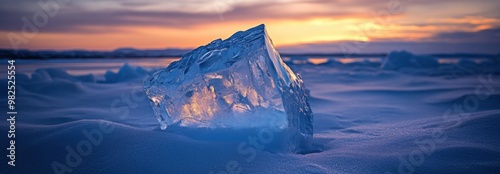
[0,15,497,51]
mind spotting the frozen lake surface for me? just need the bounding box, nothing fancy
[1,56,499,173]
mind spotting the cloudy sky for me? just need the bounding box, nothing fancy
[1,0,499,53]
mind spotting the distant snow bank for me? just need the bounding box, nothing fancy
[286,50,500,76]
[15,63,151,84]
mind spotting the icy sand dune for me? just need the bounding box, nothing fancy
[1,56,500,173]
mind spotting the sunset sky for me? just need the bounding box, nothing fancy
[1,0,499,53]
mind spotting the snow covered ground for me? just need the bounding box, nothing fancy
[1,54,500,174]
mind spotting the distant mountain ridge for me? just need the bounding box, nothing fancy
[1,48,499,59]
[0,48,192,59]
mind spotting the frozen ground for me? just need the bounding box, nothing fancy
[1,54,500,174]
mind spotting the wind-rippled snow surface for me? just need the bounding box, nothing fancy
[1,54,499,173]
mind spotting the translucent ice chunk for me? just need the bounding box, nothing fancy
[144,24,313,149]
